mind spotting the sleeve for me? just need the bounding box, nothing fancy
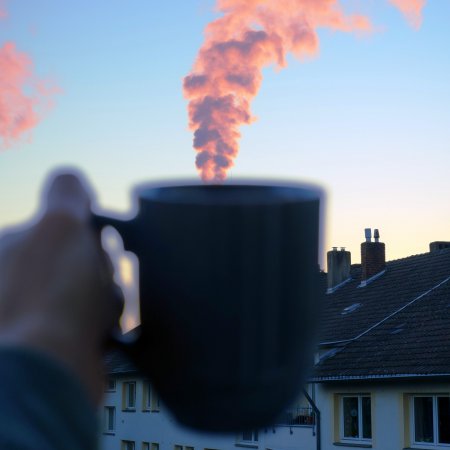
[0,347,99,450]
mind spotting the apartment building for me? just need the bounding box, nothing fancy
[101,360,316,450]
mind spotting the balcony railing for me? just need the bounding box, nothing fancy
[276,407,315,426]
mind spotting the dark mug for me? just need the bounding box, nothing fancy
[94,181,324,432]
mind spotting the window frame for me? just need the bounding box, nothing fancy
[121,441,136,450]
[143,380,160,412]
[103,406,116,434]
[339,394,372,444]
[123,381,137,411]
[236,430,259,446]
[105,378,116,392]
[411,394,450,448]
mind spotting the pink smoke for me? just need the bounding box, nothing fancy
[0,4,59,149]
[389,0,426,28]
[0,1,6,19]
[184,0,426,181]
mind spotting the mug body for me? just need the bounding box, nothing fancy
[124,182,323,431]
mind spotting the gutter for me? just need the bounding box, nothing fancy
[302,387,321,450]
[310,372,450,383]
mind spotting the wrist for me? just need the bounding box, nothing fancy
[0,317,104,404]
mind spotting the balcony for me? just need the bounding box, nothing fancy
[276,407,315,426]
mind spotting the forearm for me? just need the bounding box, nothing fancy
[0,347,99,450]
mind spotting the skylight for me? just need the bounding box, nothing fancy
[390,323,406,335]
[341,303,362,315]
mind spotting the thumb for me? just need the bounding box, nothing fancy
[45,171,92,224]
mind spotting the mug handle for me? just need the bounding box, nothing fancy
[91,213,137,252]
[91,213,141,354]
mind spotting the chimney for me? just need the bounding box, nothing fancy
[361,228,386,283]
[327,247,351,293]
[429,241,450,252]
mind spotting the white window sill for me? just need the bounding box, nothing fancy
[404,446,450,450]
[333,442,372,448]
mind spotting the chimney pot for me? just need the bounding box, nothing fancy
[365,228,372,243]
[374,229,380,243]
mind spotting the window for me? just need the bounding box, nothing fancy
[151,444,160,450]
[143,381,160,411]
[237,431,258,445]
[123,382,136,410]
[142,444,150,450]
[105,378,116,392]
[175,446,183,450]
[340,395,372,442]
[103,406,115,433]
[122,441,135,450]
[185,447,194,450]
[412,395,450,446]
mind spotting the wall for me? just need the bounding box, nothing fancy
[100,375,317,450]
[316,380,450,450]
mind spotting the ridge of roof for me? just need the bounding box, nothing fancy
[386,246,450,265]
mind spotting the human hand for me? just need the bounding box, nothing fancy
[0,171,123,404]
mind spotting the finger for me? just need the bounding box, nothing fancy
[45,171,92,224]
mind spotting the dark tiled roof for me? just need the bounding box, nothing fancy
[313,248,450,381]
[104,348,138,375]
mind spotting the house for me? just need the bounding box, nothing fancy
[312,230,450,449]
[101,230,450,450]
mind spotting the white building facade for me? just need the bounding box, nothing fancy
[101,374,317,450]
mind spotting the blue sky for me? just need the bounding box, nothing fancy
[1,0,449,265]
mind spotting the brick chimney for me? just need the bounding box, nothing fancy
[327,247,351,293]
[361,228,386,284]
[430,241,450,252]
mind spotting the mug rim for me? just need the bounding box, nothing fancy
[133,178,325,206]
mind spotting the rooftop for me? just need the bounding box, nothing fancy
[313,247,450,381]
[105,244,450,382]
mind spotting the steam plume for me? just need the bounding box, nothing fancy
[0,5,58,149]
[184,0,426,181]
[389,0,425,28]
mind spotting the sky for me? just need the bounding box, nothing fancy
[1,0,449,271]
